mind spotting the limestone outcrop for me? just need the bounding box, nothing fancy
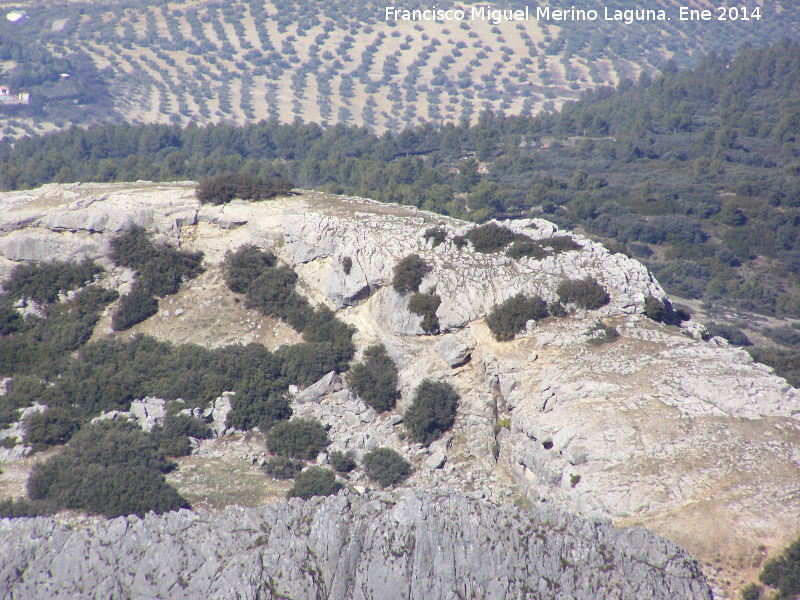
[0,491,712,600]
[1,182,799,595]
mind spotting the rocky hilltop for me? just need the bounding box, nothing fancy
[0,490,711,600]
[1,182,799,597]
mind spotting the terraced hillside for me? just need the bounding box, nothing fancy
[0,0,796,139]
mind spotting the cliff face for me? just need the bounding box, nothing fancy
[1,182,799,595]
[0,490,712,600]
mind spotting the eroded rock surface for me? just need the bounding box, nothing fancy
[0,491,711,600]
[1,182,799,594]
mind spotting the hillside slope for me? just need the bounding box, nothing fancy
[0,0,797,139]
[0,182,798,597]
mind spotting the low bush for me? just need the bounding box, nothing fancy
[408,291,441,334]
[196,174,293,205]
[286,466,342,500]
[506,239,550,260]
[466,223,516,253]
[424,227,447,247]
[222,245,276,294]
[152,413,212,457]
[362,447,412,487]
[0,497,58,518]
[759,534,800,599]
[762,327,800,348]
[487,294,549,341]
[404,379,459,445]
[557,277,610,310]
[112,283,159,331]
[275,341,353,387]
[740,583,762,600]
[27,420,189,518]
[643,295,689,325]
[158,435,192,457]
[392,254,431,294]
[23,407,79,451]
[110,226,204,298]
[263,456,304,479]
[545,235,583,254]
[225,248,355,364]
[0,298,24,335]
[341,256,353,275]
[548,301,567,318]
[347,344,399,412]
[3,260,102,305]
[267,418,330,460]
[705,323,752,346]
[328,450,356,473]
[747,348,800,388]
[226,389,292,432]
[586,321,620,346]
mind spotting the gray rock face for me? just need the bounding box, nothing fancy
[0,491,711,600]
[434,334,472,367]
[128,397,167,433]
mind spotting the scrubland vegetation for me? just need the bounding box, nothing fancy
[0,229,362,517]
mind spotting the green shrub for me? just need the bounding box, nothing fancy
[643,295,688,325]
[586,321,620,346]
[548,301,567,318]
[347,344,399,412]
[747,347,800,388]
[705,323,751,346]
[110,226,204,298]
[424,227,447,247]
[392,254,431,294]
[0,497,58,518]
[740,583,762,600]
[196,174,293,205]
[404,379,459,446]
[762,327,800,348]
[545,235,583,254]
[408,291,441,334]
[301,306,356,357]
[23,407,80,451]
[112,283,159,331]
[486,294,549,341]
[3,260,102,304]
[27,420,189,518]
[0,298,24,335]
[557,277,610,310]
[275,341,352,387]
[226,389,292,431]
[341,256,353,275]
[245,266,306,322]
[222,245,276,294]
[165,400,186,416]
[286,466,342,500]
[263,456,304,479]
[362,447,412,488]
[157,413,212,440]
[328,450,356,473]
[267,418,330,460]
[506,239,550,260]
[759,535,800,599]
[158,435,192,457]
[466,223,516,253]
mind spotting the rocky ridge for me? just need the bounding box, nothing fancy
[1,182,799,596]
[0,490,712,600]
